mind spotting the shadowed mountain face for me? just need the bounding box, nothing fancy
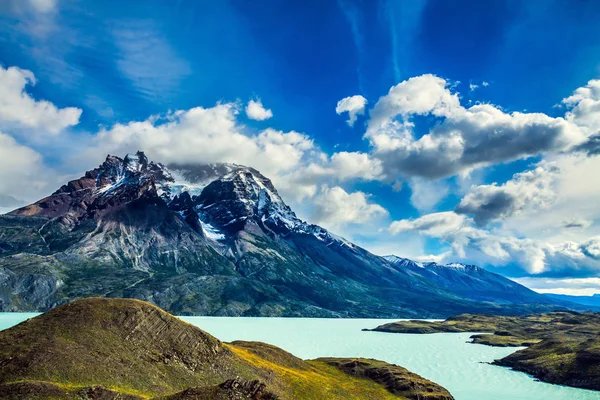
[0,152,565,317]
[0,297,455,400]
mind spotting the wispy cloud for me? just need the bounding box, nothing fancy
[381,0,427,83]
[0,0,58,16]
[112,20,191,102]
[337,0,366,91]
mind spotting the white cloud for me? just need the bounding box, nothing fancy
[481,153,600,249]
[388,210,600,277]
[408,178,450,212]
[369,75,460,127]
[367,74,587,180]
[456,163,559,225]
[389,211,467,237]
[246,99,273,121]
[515,277,600,296]
[469,81,489,92]
[311,186,388,230]
[89,104,309,171]
[563,79,600,135]
[0,65,81,134]
[352,235,429,261]
[4,60,600,285]
[299,151,384,183]
[0,132,62,202]
[79,103,323,203]
[335,95,367,126]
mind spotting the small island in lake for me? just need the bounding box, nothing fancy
[0,297,454,400]
[366,312,600,391]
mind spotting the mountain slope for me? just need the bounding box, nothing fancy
[383,255,551,304]
[545,293,600,310]
[0,152,564,317]
[0,297,454,400]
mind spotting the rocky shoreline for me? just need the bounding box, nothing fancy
[367,311,600,392]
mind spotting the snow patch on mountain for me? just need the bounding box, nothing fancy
[384,255,477,271]
[445,263,467,270]
[200,220,226,241]
[86,155,359,254]
[383,255,425,268]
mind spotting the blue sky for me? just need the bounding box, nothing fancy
[2,0,600,295]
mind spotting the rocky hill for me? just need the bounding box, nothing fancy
[0,297,454,400]
[0,152,565,317]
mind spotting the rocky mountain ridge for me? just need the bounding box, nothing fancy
[0,152,567,317]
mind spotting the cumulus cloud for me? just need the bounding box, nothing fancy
[574,133,600,156]
[311,186,388,229]
[389,211,467,237]
[0,132,63,203]
[5,60,600,284]
[336,95,367,126]
[456,163,559,225]
[89,104,310,170]
[388,210,600,277]
[366,74,586,180]
[476,153,600,251]
[78,103,326,202]
[562,79,600,156]
[563,79,600,134]
[516,277,600,296]
[246,99,273,121]
[0,65,81,134]
[299,151,384,183]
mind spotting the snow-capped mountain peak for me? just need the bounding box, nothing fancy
[3,152,565,318]
[92,151,174,198]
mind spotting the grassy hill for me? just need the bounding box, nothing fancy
[0,297,453,400]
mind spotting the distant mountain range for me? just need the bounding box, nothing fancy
[545,293,600,309]
[0,152,572,317]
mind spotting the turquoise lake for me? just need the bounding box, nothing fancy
[2,313,600,400]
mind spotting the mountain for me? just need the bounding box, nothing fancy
[0,194,24,215]
[382,255,552,304]
[0,152,564,317]
[0,194,24,209]
[545,293,600,310]
[0,297,455,400]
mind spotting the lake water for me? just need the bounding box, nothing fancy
[2,314,600,400]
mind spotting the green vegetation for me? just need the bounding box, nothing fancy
[0,297,454,399]
[368,311,600,391]
[316,358,454,400]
